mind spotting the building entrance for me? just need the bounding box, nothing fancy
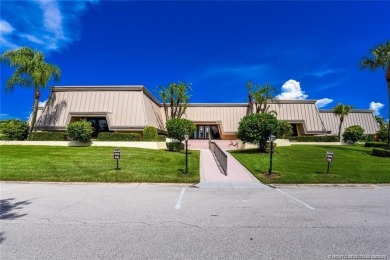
[192,125,220,139]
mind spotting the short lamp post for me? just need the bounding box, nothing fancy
[268,133,276,176]
[184,134,189,175]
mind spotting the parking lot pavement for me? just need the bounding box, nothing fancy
[1,182,389,259]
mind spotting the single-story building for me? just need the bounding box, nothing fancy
[35,85,379,139]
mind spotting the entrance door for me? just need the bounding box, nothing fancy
[198,126,204,138]
[205,126,210,139]
[193,125,220,139]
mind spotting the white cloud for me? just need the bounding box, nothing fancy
[0,19,14,34]
[315,98,334,108]
[38,99,47,107]
[276,79,308,100]
[20,34,45,45]
[369,102,384,116]
[0,0,99,53]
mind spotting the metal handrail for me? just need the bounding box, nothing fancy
[209,141,228,175]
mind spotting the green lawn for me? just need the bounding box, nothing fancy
[230,145,390,184]
[0,146,199,183]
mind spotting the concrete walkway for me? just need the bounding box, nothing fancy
[196,149,269,189]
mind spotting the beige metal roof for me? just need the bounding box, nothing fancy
[35,86,165,131]
[183,105,249,133]
[183,100,328,135]
[268,100,328,134]
[35,86,378,137]
[319,110,379,135]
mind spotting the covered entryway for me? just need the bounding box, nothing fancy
[192,125,220,139]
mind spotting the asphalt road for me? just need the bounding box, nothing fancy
[1,182,389,260]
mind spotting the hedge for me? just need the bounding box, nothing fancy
[290,135,339,142]
[143,126,158,141]
[372,148,390,157]
[28,132,67,141]
[365,142,388,148]
[97,132,141,141]
[158,134,166,142]
[0,119,29,140]
[166,142,184,152]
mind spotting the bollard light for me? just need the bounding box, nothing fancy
[268,133,275,176]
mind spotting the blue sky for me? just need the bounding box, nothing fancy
[0,0,389,120]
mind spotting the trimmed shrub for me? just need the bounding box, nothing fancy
[277,121,293,139]
[0,119,29,140]
[237,113,279,152]
[365,142,388,148]
[166,118,196,143]
[290,135,339,142]
[166,141,184,152]
[67,120,93,143]
[372,148,390,157]
[28,131,67,141]
[97,132,141,141]
[342,125,364,144]
[157,134,166,142]
[143,126,158,141]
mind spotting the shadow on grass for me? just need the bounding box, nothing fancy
[230,149,265,155]
[0,198,31,244]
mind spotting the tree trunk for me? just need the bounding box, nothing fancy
[338,117,344,142]
[29,86,40,135]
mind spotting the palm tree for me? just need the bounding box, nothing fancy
[1,47,61,135]
[361,41,390,146]
[333,103,353,141]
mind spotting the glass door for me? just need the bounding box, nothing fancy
[205,126,210,139]
[198,126,204,138]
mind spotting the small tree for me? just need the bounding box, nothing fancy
[67,120,93,143]
[166,118,196,143]
[159,82,192,121]
[342,125,364,144]
[143,126,158,141]
[333,103,353,141]
[1,47,61,135]
[237,113,279,152]
[277,121,293,139]
[377,123,389,142]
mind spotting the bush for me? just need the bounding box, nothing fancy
[237,113,279,152]
[67,120,93,143]
[277,121,293,139]
[166,118,196,143]
[143,126,158,141]
[365,142,388,148]
[28,131,67,141]
[166,141,184,152]
[290,135,339,142]
[265,142,277,153]
[97,132,141,141]
[342,125,364,144]
[361,134,375,142]
[0,119,29,140]
[377,124,388,142]
[372,148,390,157]
[157,134,166,142]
